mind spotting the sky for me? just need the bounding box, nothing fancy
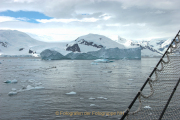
[0,0,180,42]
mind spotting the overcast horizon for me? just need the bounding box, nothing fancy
[0,0,180,42]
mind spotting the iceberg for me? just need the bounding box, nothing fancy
[65,47,141,60]
[87,47,141,60]
[65,52,97,60]
[40,49,65,60]
[40,47,141,60]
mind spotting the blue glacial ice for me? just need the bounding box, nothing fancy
[40,47,141,60]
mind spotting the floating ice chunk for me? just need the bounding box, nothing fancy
[26,85,34,90]
[94,59,112,63]
[80,98,84,100]
[4,80,11,83]
[128,79,134,81]
[34,86,44,89]
[91,62,98,65]
[90,104,96,107]
[144,106,151,109]
[11,79,18,83]
[26,85,44,90]
[89,97,96,100]
[97,97,108,100]
[97,97,104,99]
[8,91,17,96]
[66,91,76,95]
[12,88,16,91]
[4,79,18,84]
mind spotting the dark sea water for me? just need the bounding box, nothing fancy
[0,57,160,120]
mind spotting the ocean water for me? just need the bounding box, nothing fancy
[0,57,160,120]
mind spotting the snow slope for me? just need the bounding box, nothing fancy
[0,30,69,56]
[1,30,169,57]
[66,34,126,53]
[116,35,173,57]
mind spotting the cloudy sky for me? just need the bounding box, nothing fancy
[0,0,180,42]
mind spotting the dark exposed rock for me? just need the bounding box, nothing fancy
[78,39,104,48]
[0,42,8,47]
[19,48,24,51]
[131,42,162,55]
[29,49,33,53]
[66,44,81,52]
[29,49,36,54]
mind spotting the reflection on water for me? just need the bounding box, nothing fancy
[0,57,160,120]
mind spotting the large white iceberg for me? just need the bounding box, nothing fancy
[40,47,141,60]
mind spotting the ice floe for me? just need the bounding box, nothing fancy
[128,79,134,81]
[12,88,16,91]
[8,91,18,96]
[11,79,18,83]
[94,59,112,63]
[144,106,151,109]
[66,91,76,95]
[89,97,96,100]
[97,97,108,100]
[4,79,18,83]
[90,104,97,107]
[91,62,98,65]
[26,85,44,90]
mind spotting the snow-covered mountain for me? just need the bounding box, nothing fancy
[66,34,126,53]
[0,30,69,56]
[0,30,172,58]
[39,33,141,60]
[116,36,172,57]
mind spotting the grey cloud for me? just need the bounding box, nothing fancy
[0,0,180,40]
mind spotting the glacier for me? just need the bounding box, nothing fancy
[40,47,141,60]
